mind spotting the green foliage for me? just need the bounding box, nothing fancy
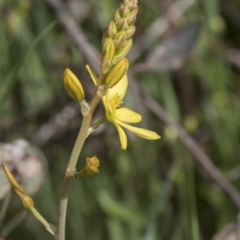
[1,0,240,239]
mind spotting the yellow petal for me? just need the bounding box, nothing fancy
[116,108,142,123]
[106,75,128,99]
[102,95,115,119]
[86,65,99,86]
[117,121,161,140]
[113,122,127,149]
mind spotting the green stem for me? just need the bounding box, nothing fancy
[30,207,56,236]
[87,117,107,136]
[57,89,103,240]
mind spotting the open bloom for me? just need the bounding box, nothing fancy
[102,75,160,149]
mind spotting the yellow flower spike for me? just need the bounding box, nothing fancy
[101,38,116,74]
[80,156,100,177]
[113,9,122,22]
[103,58,129,88]
[101,0,138,70]
[112,39,132,64]
[3,163,34,209]
[63,68,85,102]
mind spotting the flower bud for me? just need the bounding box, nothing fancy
[63,68,85,102]
[80,156,100,177]
[112,39,132,64]
[116,18,129,31]
[126,14,137,25]
[3,163,34,209]
[103,58,129,87]
[121,6,131,17]
[119,0,138,19]
[107,21,118,38]
[114,31,127,50]
[114,9,122,22]
[125,25,136,39]
[101,38,116,74]
[126,1,137,11]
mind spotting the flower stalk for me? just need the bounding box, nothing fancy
[57,3,140,239]
[57,89,103,240]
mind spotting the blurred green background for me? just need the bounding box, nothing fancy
[1,0,240,239]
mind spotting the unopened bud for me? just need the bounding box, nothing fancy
[103,58,129,87]
[121,6,131,17]
[119,0,138,19]
[116,18,129,31]
[112,39,132,64]
[80,156,100,177]
[125,26,136,39]
[3,163,34,209]
[107,21,118,38]
[114,31,127,50]
[126,14,137,25]
[63,68,85,102]
[114,9,122,22]
[126,2,137,11]
[101,38,116,74]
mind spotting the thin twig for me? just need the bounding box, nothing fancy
[140,88,240,209]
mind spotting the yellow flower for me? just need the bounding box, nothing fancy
[102,75,160,149]
[85,65,160,149]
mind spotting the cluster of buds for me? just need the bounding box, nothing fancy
[100,0,138,87]
[62,0,138,100]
